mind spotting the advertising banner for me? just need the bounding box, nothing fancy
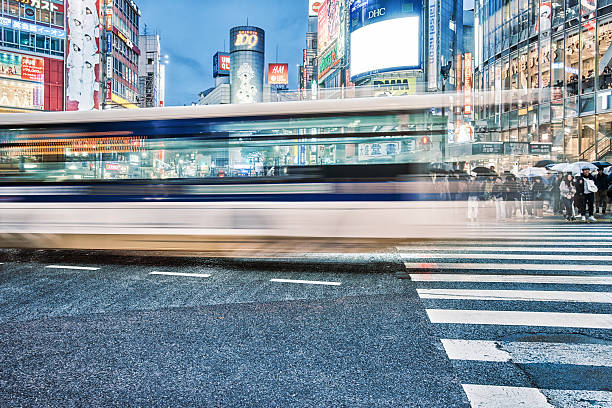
[0,51,44,82]
[0,78,44,110]
[268,63,288,85]
[358,142,401,160]
[318,0,340,54]
[318,43,340,79]
[0,17,65,38]
[66,0,101,111]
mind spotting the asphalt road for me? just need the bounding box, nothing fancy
[0,222,611,407]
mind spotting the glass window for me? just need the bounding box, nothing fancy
[529,42,539,88]
[581,21,596,93]
[565,29,579,96]
[566,0,579,20]
[4,28,16,45]
[520,0,529,12]
[53,12,64,27]
[35,34,46,50]
[540,0,552,32]
[581,0,596,20]
[580,116,596,160]
[540,36,551,88]
[564,117,580,160]
[511,16,519,44]
[520,12,529,41]
[598,17,612,90]
[552,0,564,26]
[552,34,564,97]
[529,0,539,36]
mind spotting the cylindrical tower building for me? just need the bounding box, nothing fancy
[230,26,265,104]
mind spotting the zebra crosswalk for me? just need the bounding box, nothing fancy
[401,223,612,408]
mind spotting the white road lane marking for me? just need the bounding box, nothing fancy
[401,246,612,253]
[270,278,341,286]
[408,273,612,285]
[46,265,100,271]
[405,262,612,272]
[426,309,612,329]
[417,288,612,303]
[441,339,612,366]
[462,384,554,408]
[404,253,612,262]
[149,271,211,278]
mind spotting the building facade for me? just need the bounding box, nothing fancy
[0,0,65,112]
[103,0,140,109]
[137,33,163,108]
[473,0,612,167]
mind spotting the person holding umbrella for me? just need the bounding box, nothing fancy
[575,167,597,222]
[595,166,609,214]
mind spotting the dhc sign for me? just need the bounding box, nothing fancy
[368,8,386,19]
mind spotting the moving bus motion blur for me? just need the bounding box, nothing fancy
[0,94,488,255]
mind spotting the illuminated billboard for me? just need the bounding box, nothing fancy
[318,0,340,54]
[268,63,289,85]
[350,0,422,81]
[0,51,44,82]
[213,52,230,77]
[0,78,44,110]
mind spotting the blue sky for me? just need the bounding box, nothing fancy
[136,0,308,106]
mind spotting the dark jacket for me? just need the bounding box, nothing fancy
[595,172,609,191]
[575,174,595,195]
[531,181,546,200]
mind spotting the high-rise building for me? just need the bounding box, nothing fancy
[0,0,66,112]
[472,0,612,166]
[137,33,164,108]
[102,0,141,109]
[299,1,319,97]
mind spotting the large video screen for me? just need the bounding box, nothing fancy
[350,16,420,80]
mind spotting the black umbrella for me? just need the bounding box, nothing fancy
[471,166,497,175]
[535,160,555,168]
[592,161,612,169]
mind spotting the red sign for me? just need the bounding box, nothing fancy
[268,63,289,85]
[106,11,112,31]
[105,163,121,171]
[220,54,230,71]
[106,80,111,100]
[21,56,44,82]
[17,0,63,12]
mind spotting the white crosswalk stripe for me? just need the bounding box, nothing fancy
[404,253,612,262]
[403,225,612,408]
[441,339,612,366]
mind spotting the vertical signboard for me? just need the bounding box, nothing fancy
[318,0,340,54]
[464,53,472,115]
[66,0,101,111]
[428,0,438,90]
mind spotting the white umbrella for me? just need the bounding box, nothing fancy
[548,163,570,172]
[564,161,598,175]
[517,167,548,177]
[605,166,611,175]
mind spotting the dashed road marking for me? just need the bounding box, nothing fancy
[149,271,211,278]
[270,278,341,286]
[46,265,100,271]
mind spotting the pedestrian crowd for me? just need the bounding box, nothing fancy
[432,166,611,223]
